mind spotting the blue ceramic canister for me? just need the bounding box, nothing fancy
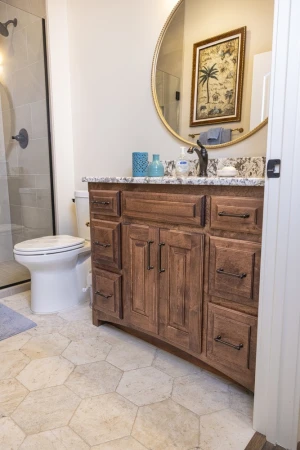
[148,154,164,177]
[132,152,148,177]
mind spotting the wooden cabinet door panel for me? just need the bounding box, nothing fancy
[207,303,257,390]
[209,237,261,308]
[159,230,204,354]
[91,220,121,270]
[123,224,159,334]
[211,196,263,234]
[93,269,122,319]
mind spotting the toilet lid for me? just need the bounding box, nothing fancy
[14,235,85,253]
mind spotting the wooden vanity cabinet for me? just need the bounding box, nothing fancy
[89,183,264,391]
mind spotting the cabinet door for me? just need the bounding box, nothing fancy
[123,224,159,334]
[159,230,205,354]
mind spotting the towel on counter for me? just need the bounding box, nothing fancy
[199,127,232,145]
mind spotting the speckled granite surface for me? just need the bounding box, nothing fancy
[83,157,265,187]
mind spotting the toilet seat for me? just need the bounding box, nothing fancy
[14,235,85,256]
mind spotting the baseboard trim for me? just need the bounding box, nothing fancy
[0,282,31,300]
[245,433,266,450]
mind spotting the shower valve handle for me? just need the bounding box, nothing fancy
[12,128,29,149]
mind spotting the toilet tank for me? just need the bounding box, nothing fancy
[75,191,90,241]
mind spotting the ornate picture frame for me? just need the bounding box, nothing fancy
[190,27,246,127]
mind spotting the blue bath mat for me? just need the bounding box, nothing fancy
[0,304,37,341]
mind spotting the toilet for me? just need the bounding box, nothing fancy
[14,191,91,314]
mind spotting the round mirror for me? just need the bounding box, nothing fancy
[152,0,274,149]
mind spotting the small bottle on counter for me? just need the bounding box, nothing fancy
[175,147,190,177]
[148,154,164,177]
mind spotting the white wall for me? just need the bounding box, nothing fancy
[66,0,269,191]
[46,0,77,235]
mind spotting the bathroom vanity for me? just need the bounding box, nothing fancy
[84,175,264,391]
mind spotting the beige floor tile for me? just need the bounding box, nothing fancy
[92,436,148,450]
[172,372,230,416]
[117,367,173,406]
[0,292,31,311]
[199,408,254,450]
[106,340,156,371]
[19,427,89,450]
[229,385,254,419]
[92,324,139,346]
[58,304,92,322]
[70,393,137,446]
[152,349,201,378]
[0,417,25,449]
[132,399,199,450]
[12,385,81,434]
[62,337,112,365]
[59,320,106,342]
[26,315,66,336]
[0,332,31,354]
[65,361,123,399]
[0,378,29,416]
[0,351,30,380]
[16,356,74,391]
[21,333,70,359]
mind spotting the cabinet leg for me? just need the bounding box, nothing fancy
[92,310,106,327]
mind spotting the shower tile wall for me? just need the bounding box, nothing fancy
[1,0,45,18]
[0,0,53,247]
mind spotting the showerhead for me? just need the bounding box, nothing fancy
[0,18,17,37]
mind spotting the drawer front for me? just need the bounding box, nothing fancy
[211,196,263,234]
[122,192,206,226]
[93,269,122,319]
[91,220,121,269]
[207,304,257,390]
[90,190,120,217]
[209,237,261,308]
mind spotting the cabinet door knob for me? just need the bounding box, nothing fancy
[159,243,165,273]
[95,291,112,299]
[216,268,247,279]
[214,335,243,351]
[218,211,250,219]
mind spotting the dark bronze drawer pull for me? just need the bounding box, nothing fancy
[214,335,244,351]
[159,243,165,273]
[94,242,111,248]
[147,241,154,271]
[92,200,110,205]
[95,291,112,299]
[218,211,250,219]
[217,268,247,279]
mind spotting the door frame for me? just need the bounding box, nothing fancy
[253,0,300,448]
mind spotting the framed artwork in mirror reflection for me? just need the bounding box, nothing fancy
[190,27,246,127]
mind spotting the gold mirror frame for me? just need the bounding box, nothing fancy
[151,0,269,150]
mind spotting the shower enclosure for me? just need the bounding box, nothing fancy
[0,2,54,289]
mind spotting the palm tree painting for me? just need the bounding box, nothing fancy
[190,27,246,127]
[199,64,219,104]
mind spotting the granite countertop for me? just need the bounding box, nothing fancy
[83,157,266,187]
[82,176,265,187]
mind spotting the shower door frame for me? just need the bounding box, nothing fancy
[0,17,56,291]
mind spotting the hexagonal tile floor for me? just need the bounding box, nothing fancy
[0,290,255,449]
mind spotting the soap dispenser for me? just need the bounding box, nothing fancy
[175,147,189,177]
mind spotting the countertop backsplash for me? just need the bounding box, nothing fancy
[163,156,266,178]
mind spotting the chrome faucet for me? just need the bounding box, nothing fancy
[187,140,208,177]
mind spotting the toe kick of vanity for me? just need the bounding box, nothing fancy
[88,182,264,391]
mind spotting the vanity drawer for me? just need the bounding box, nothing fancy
[122,192,206,226]
[91,220,121,270]
[93,269,122,319]
[210,196,263,234]
[209,237,261,308]
[207,304,257,390]
[90,190,120,217]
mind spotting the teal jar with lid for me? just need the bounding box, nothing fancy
[148,154,164,177]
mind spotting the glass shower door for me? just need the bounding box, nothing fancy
[0,2,54,289]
